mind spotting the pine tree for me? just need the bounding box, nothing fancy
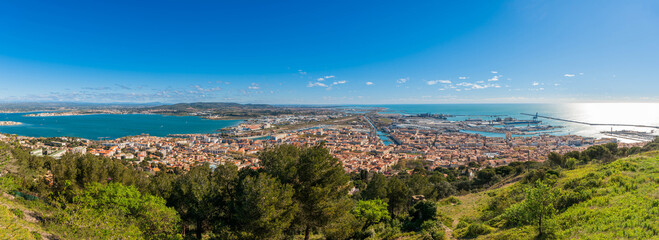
[260,144,350,240]
[231,173,296,240]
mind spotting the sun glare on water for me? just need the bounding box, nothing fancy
[560,103,659,141]
[565,103,659,125]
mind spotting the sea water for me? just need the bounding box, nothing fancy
[350,103,659,141]
[0,112,241,140]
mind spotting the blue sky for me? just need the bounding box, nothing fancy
[1,0,658,104]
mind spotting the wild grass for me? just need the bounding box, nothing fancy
[438,151,659,239]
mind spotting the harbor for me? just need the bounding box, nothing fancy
[521,113,659,129]
[600,130,657,142]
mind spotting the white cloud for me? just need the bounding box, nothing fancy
[564,74,575,77]
[426,80,451,85]
[476,80,484,84]
[366,82,374,86]
[297,69,307,75]
[397,77,409,84]
[488,76,499,82]
[248,83,260,90]
[332,80,347,85]
[317,77,325,81]
[307,82,328,87]
[491,71,498,74]
[554,83,560,86]
[455,82,500,90]
[324,75,335,79]
[532,82,540,86]
[458,77,468,80]
[307,78,344,88]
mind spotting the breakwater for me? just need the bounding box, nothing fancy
[521,113,659,129]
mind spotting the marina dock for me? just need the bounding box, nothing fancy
[521,113,659,129]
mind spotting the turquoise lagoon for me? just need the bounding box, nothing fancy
[0,112,241,140]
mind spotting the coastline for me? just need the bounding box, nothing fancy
[0,121,23,126]
[22,111,134,117]
[203,116,250,120]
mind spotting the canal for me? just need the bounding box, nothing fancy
[363,115,395,146]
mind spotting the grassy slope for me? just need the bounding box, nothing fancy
[438,151,659,240]
[0,196,45,240]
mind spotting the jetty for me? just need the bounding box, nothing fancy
[521,113,659,129]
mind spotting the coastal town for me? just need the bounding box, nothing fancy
[0,111,647,174]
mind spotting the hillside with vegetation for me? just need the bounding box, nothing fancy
[0,137,657,239]
[438,142,659,239]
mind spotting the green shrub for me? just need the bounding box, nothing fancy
[555,190,592,211]
[0,176,19,193]
[420,220,446,240]
[9,208,24,219]
[456,219,469,229]
[457,223,493,238]
[440,196,461,205]
[501,201,530,227]
[565,158,577,169]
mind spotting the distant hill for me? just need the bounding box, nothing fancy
[149,102,274,111]
[0,101,336,118]
[0,102,162,111]
[144,102,339,118]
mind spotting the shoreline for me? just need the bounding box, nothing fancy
[22,111,132,117]
[0,121,23,126]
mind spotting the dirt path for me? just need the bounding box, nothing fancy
[442,223,456,240]
[487,174,523,190]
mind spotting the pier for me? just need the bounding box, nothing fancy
[521,113,659,129]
